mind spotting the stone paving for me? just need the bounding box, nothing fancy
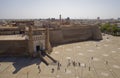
[0,34,120,78]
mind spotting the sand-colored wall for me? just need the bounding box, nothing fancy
[0,25,102,56]
[0,40,28,56]
[49,25,102,45]
[49,29,64,44]
[91,26,102,40]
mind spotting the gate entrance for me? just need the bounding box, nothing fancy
[36,46,40,52]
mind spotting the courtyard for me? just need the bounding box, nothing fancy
[0,34,120,78]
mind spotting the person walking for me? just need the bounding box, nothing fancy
[38,65,41,73]
[51,68,54,73]
[78,62,81,67]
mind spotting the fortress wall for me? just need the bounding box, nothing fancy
[49,25,102,45]
[91,26,103,40]
[49,29,64,44]
[0,40,28,56]
[61,26,93,43]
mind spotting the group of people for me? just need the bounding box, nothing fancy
[38,57,109,74]
[51,59,87,73]
[67,59,84,67]
[51,62,62,73]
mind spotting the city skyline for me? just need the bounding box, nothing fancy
[0,0,120,19]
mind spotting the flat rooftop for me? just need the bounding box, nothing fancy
[0,35,27,40]
[0,34,120,78]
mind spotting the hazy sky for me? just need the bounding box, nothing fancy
[0,0,120,19]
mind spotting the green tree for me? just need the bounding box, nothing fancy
[111,24,117,35]
[100,23,110,33]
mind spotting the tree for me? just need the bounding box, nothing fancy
[100,23,110,33]
[111,24,117,35]
[100,23,120,36]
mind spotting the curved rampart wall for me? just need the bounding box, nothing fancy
[49,25,102,45]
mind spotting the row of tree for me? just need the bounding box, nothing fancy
[100,23,120,36]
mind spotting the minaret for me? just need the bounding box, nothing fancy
[28,26,34,56]
[59,14,62,25]
[45,25,52,54]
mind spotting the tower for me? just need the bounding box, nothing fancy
[59,14,62,25]
[45,25,52,54]
[28,26,34,56]
[97,17,100,20]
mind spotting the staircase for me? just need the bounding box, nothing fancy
[38,51,57,65]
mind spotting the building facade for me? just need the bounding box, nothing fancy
[0,26,52,56]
